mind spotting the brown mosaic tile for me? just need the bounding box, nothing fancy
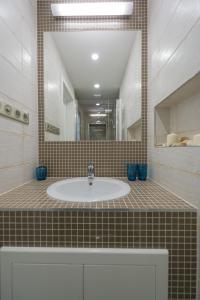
[37,0,148,177]
[0,210,197,299]
[0,178,197,298]
[0,179,195,211]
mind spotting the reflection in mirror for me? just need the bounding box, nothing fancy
[44,31,142,141]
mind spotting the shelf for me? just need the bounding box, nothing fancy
[155,72,200,147]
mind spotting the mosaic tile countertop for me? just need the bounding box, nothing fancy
[0,178,196,211]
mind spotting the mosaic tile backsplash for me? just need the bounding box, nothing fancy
[37,0,148,177]
[0,179,197,299]
[0,179,194,211]
[0,210,197,299]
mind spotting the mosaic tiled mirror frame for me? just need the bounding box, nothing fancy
[37,0,148,177]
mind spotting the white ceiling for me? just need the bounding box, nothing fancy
[51,31,138,106]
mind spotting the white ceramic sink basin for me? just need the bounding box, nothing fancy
[47,177,130,202]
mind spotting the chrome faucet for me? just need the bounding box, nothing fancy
[88,161,94,185]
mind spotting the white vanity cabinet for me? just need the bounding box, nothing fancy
[84,265,156,300]
[0,247,168,300]
[10,264,83,300]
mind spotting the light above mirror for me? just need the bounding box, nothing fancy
[51,2,134,17]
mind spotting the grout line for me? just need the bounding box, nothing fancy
[0,179,33,197]
[150,178,198,210]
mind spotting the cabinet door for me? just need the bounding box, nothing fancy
[84,265,156,300]
[11,264,83,300]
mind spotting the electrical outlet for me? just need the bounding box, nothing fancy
[0,100,29,125]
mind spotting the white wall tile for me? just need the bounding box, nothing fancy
[0,131,24,168]
[0,55,27,105]
[0,0,38,194]
[0,17,22,71]
[0,0,23,42]
[23,135,38,164]
[149,0,200,84]
[0,165,24,194]
[152,20,200,106]
[148,0,200,205]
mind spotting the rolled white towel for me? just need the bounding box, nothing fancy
[193,134,200,145]
[167,133,179,146]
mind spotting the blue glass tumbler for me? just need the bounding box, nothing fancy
[137,164,148,181]
[127,164,137,181]
[36,166,47,181]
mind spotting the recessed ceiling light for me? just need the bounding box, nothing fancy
[94,83,100,89]
[105,109,112,113]
[96,103,100,106]
[94,94,101,97]
[91,53,99,61]
[90,113,107,117]
[51,2,133,17]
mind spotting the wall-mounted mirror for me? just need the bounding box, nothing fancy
[44,30,142,141]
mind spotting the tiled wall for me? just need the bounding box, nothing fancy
[148,0,200,208]
[0,0,38,194]
[0,210,197,299]
[37,0,147,177]
[147,0,200,297]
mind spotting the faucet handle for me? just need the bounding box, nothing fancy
[87,160,95,184]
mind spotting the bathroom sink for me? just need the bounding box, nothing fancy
[47,177,130,202]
